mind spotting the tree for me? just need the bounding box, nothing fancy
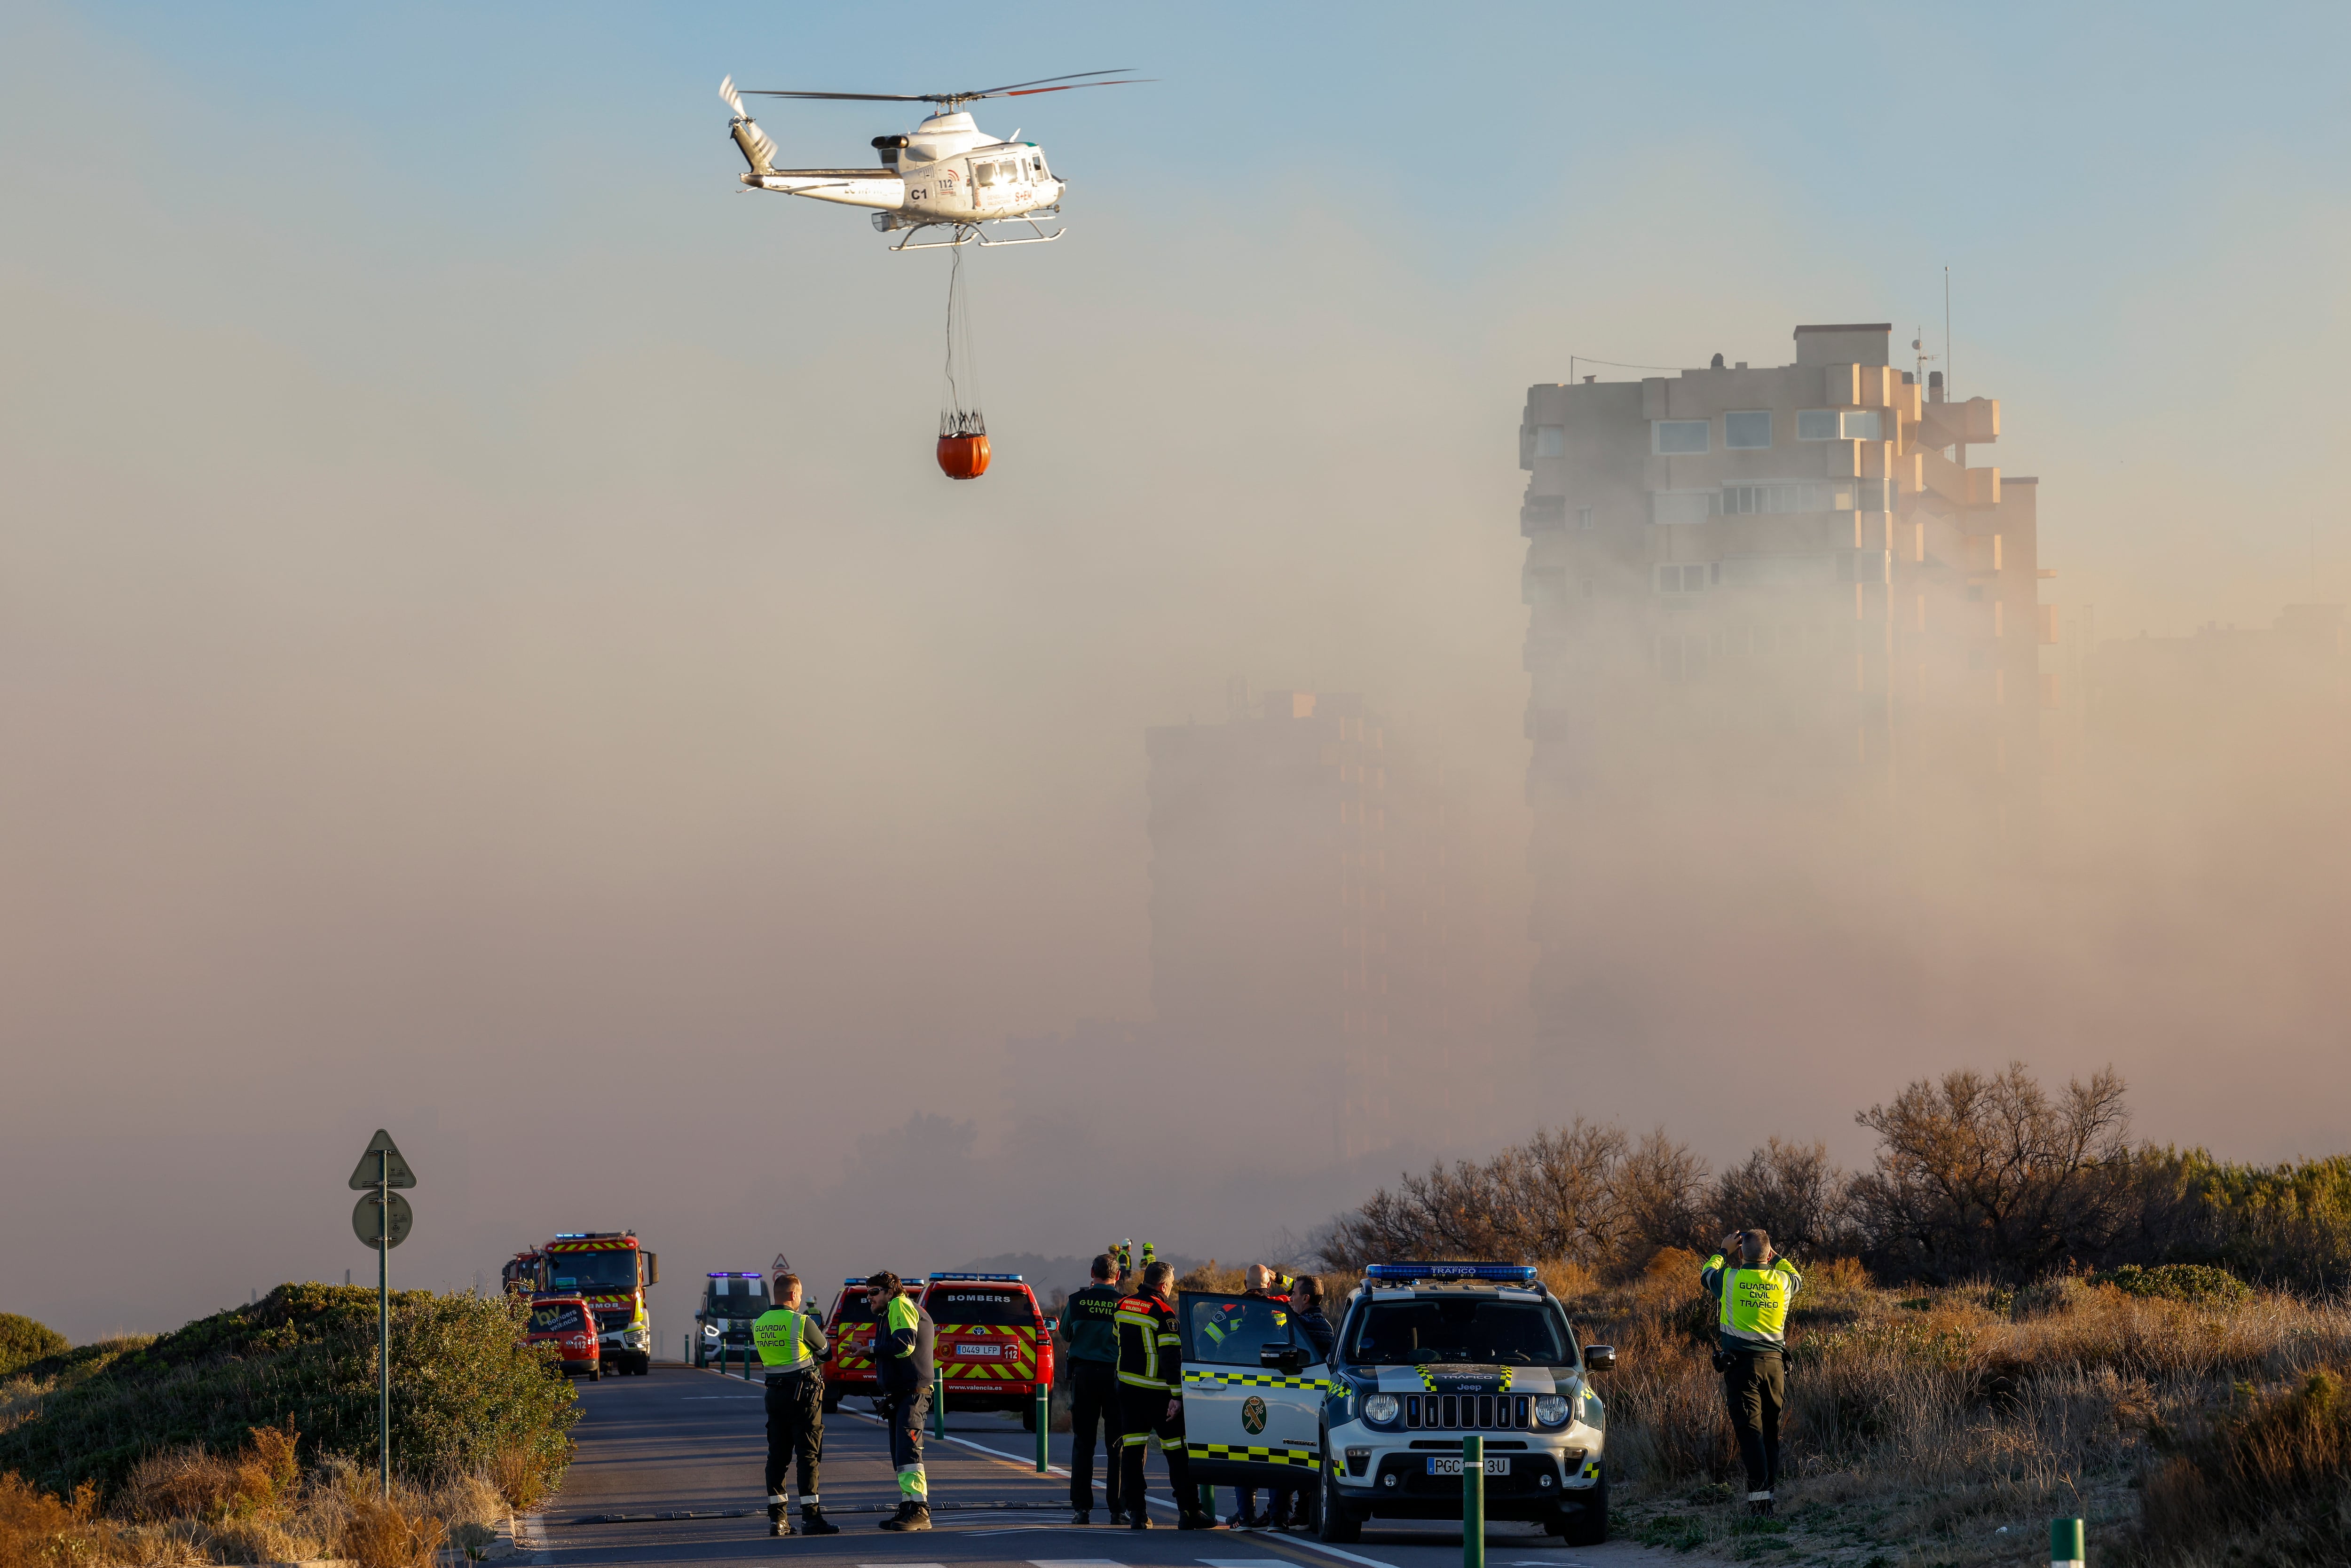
[1712,1137,1853,1257]
[1848,1062,2130,1283]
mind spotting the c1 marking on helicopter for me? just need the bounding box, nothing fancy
[717,69,1147,250]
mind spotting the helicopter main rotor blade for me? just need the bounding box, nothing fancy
[968,67,1136,95]
[984,78,1152,98]
[740,89,941,102]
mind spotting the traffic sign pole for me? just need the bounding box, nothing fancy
[378,1148,390,1499]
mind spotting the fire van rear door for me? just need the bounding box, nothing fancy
[1176,1291,1325,1489]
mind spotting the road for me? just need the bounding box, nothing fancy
[530,1363,1657,1568]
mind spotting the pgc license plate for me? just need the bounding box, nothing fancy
[1425,1456,1511,1476]
[955,1344,1003,1357]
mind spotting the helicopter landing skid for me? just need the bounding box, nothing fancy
[889,215,1066,252]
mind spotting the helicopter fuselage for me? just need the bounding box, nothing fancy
[739,111,1063,229]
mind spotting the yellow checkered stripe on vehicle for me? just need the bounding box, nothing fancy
[830,1324,876,1372]
[1577,1458,1602,1481]
[1186,1443,1319,1466]
[1183,1370,1332,1391]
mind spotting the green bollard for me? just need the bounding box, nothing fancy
[1035,1374,1050,1473]
[1199,1483,1216,1519]
[1462,1434,1484,1568]
[2050,1518,2084,1568]
[934,1365,947,1438]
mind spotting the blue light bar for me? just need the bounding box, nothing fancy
[553,1232,587,1239]
[1364,1262,1539,1284]
[925,1272,1024,1282]
[707,1271,764,1278]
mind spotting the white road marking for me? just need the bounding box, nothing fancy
[1025,1560,1125,1566]
[1199,1559,1294,1566]
[1276,1540,1399,1568]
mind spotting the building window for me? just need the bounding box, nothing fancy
[1534,425,1565,458]
[1839,410,1883,440]
[1724,410,1771,449]
[1797,410,1838,440]
[1651,490,1718,525]
[1655,562,1712,593]
[1652,419,1709,455]
[1577,505,1594,530]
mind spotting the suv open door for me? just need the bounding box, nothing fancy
[1176,1290,1329,1498]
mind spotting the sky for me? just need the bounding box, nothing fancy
[3,1,2348,1343]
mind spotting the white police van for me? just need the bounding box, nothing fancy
[1176,1262,1616,1546]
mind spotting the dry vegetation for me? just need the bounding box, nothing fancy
[0,1419,513,1568]
[1554,1257,2351,1565]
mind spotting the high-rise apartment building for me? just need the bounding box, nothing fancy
[1515,323,2053,1054]
[1144,684,1474,1156]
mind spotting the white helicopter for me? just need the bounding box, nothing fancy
[717,69,1143,250]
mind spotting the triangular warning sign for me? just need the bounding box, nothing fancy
[347,1129,418,1190]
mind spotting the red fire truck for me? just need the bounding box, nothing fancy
[513,1231,661,1377]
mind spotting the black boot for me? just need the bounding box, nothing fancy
[767,1503,792,1537]
[897,1502,931,1532]
[1069,1509,1090,1525]
[1129,1509,1152,1530]
[799,1506,840,1536]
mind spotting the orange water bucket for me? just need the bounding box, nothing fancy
[937,433,991,480]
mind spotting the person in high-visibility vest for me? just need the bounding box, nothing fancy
[1063,1252,1128,1525]
[1699,1230,1802,1516]
[751,1273,839,1536]
[865,1271,936,1532]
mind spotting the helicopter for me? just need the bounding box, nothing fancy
[717,70,1143,250]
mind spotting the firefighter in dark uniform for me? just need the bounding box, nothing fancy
[751,1273,840,1536]
[1115,1260,1213,1530]
[1064,1253,1128,1525]
[865,1270,936,1531]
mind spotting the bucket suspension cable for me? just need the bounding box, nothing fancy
[940,243,985,439]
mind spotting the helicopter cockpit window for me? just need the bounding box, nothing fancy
[973,161,998,187]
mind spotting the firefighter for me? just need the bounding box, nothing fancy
[1064,1253,1128,1525]
[1115,1260,1213,1531]
[1700,1230,1803,1516]
[864,1271,936,1531]
[751,1273,839,1536]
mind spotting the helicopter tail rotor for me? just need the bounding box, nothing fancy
[719,75,778,175]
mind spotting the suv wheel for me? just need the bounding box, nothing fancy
[1318,1464,1363,1544]
[1556,1473,1607,1546]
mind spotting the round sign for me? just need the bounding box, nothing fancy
[1241,1395,1268,1435]
[352,1191,414,1249]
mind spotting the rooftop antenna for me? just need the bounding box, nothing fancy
[1943,266,1953,400]
[1910,324,1939,388]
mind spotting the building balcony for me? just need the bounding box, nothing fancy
[1920,446,2001,508]
[1918,396,1999,449]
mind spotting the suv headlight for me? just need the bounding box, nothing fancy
[1533,1394,1571,1426]
[1361,1394,1401,1427]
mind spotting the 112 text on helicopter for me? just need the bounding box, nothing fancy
[718,69,1144,250]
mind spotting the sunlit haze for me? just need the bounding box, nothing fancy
[3,1,2346,1344]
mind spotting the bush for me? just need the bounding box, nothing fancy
[0,1284,575,1498]
[2137,1366,2351,1563]
[2092,1264,2252,1307]
[0,1321,67,1381]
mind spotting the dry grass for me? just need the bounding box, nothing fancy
[1,1420,508,1568]
[1564,1263,2351,1565]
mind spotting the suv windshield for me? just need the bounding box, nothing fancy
[704,1285,768,1319]
[924,1289,1033,1326]
[829,1291,875,1326]
[1342,1295,1569,1366]
[545,1251,639,1292]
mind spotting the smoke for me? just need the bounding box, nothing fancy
[1,3,2344,1343]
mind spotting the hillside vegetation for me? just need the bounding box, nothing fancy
[0,1285,575,1567]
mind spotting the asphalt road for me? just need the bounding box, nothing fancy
[529,1363,1655,1568]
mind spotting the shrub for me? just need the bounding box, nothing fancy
[2092,1264,2252,1307]
[0,1323,68,1382]
[0,1285,575,1498]
[2137,1365,2351,1563]
[0,1473,113,1568]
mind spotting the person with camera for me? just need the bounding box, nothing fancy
[1699,1230,1801,1517]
